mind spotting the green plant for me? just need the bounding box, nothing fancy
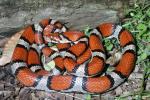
[123,1,150,64]
[84,0,150,99]
[116,0,150,99]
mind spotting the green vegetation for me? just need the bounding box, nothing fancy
[84,0,150,99]
[116,0,150,99]
[123,1,150,64]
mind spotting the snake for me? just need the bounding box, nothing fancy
[11,18,136,93]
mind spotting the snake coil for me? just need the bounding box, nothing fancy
[11,18,136,93]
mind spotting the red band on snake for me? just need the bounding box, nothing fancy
[11,18,136,93]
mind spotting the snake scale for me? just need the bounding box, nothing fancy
[11,18,136,93]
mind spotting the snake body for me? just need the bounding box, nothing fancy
[11,18,136,93]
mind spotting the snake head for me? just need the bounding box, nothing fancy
[43,24,71,44]
[43,24,62,43]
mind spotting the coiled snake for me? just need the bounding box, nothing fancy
[11,18,136,93]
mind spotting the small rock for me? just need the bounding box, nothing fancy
[61,93,74,100]
[19,87,32,100]
[0,83,4,90]
[0,69,6,79]
[134,65,140,72]
[101,93,115,100]
[3,91,12,97]
[127,96,133,100]
[35,91,48,99]
[115,87,123,96]
[31,92,39,100]
[0,92,4,100]
[129,73,143,79]
[4,85,15,91]
[15,87,21,96]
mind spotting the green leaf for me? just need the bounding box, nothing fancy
[104,38,111,44]
[147,33,150,42]
[107,67,115,72]
[140,52,147,60]
[44,60,55,71]
[146,45,150,52]
[130,12,135,17]
[146,8,150,17]
[134,3,139,8]
[48,42,56,47]
[84,26,92,36]
[148,21,150,29]
[106,44,113,51]
[134,95,142,100]
[85,94,91,100]
[136,23,147,32]
[134,12,143,19]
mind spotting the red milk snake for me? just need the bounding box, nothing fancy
[11,18,136,93]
